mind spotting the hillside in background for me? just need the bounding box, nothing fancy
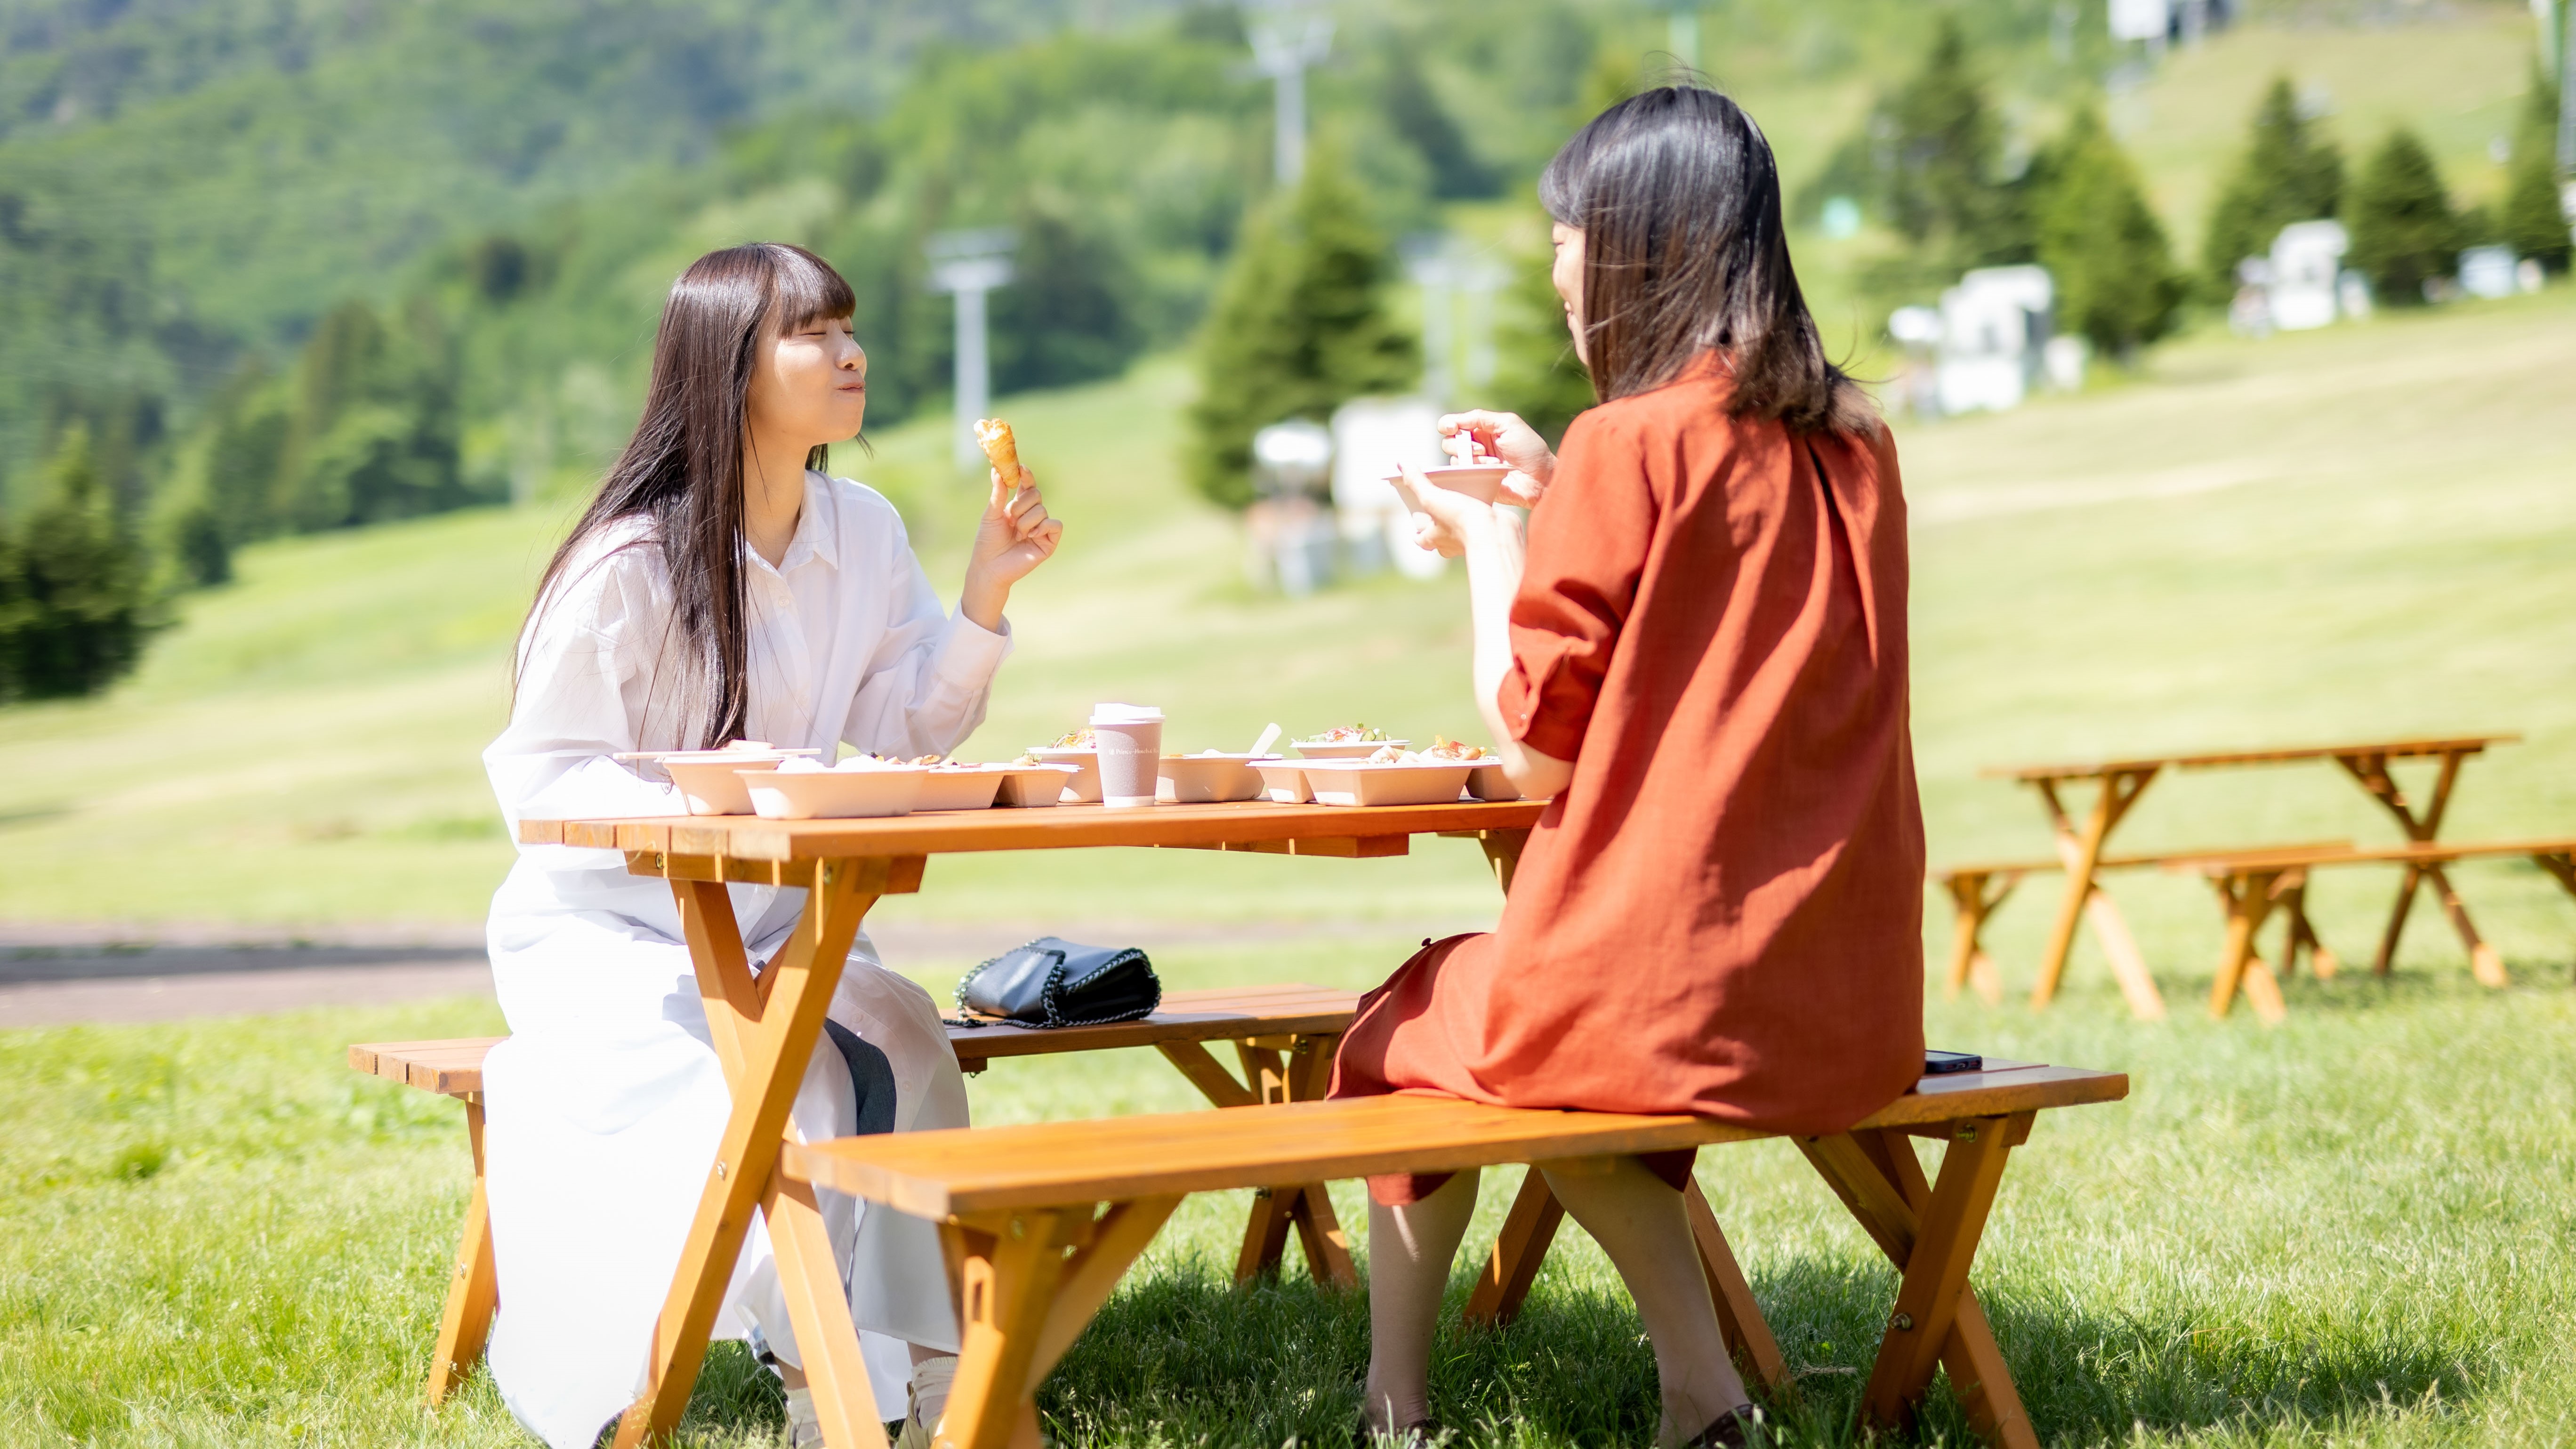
[0,283,2570,991]
[2,0,2541,522]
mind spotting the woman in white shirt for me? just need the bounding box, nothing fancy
[480,242,1060,1449]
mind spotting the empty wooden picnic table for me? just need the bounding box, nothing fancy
[514,797,1541,1449]
[1988,733,2515,1015]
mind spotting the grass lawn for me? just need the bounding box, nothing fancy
[5,964,2572,1447]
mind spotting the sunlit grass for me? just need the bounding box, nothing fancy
[4,942,2573,1447]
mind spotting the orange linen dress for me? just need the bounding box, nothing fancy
[1333,358,1925,1201]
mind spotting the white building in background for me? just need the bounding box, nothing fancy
[1935,266,2054,415]
[1329,397,1447,580]
[2268,219,2348,330]
[2109,0,2231,45]
[2457,245,2519,300]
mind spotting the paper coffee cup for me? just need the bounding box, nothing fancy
[1090,703,1165,808]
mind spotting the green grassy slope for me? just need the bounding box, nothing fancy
[4,283,2575,993]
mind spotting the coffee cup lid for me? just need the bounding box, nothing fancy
[1090,702,1165,724]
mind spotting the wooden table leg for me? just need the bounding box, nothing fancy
[1798,1120,2039,1449]
[424,1093,499,1404]
[937,1198,1182,1449]
[612,861,898,1449]
[1944,870,2017,1006]
[2338,749,2503,984]
[2279,880,2337,980]
[1461,1167,1564,1328]
[2030,769,2162,1017]
[1158,1035,1353,1288]
[2206,869,2290,1025]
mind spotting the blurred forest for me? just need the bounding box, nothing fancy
[0,0,2550,698]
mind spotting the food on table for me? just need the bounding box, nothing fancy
[1046,727,1096,749]
[974,417,1024,485]
[1301,724,1391,744]
[1365,744,1416,764]
[1423,736,1492,761]
[1014,752,1040,766]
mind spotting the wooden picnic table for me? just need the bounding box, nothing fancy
[516,798,1542,1449]
[1986,733,2515,1015]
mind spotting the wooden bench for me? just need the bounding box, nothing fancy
[2166,837,2576,1022]
[351,983,1366,1406]
[1937,842,2350,1015]
[787,1061,2129,1449]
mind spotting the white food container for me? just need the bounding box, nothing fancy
[994,765,1081,807]
[1290,739,1409,761]
[1026,747,1102,803]
[1463,762,1521,802]
[1298,762,1474,807]
[914,767,1008,812]
[737,766,927,820]
[636,748,818,815]
[1383,464,1511,506]
[1252,761,1314,804]
[1157,754,1272,804]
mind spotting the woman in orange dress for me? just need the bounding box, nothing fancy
[1336,87,1924,1447]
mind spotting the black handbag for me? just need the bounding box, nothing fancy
[954,937,1161,1028]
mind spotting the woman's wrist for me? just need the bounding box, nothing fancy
[959,570,1006,633]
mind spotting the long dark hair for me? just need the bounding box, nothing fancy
[521,242,857,749]
[1540,86,1875,435]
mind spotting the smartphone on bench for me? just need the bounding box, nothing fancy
[1924,1049,1983,1075]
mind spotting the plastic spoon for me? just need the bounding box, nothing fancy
[1248,723,1282,758]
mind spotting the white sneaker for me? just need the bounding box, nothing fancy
[892,1355,959,1449]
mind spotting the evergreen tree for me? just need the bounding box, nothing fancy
[1877,18,2031,271]
[2040,107,2185,360]
[278,299,467,530]
[0,425,154,699]
[2345,129,2460,305]
[1184,148,1417,510]
[2199,76,2344,294]
[2503,63,2571,273]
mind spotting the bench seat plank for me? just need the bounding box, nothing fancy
[789,1066,2127,1218]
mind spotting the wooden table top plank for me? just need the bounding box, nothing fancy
[519,799,1546,862]
[1982,734,2517,783]
[786,1066,2129,1216]
[2165,837,2576,875]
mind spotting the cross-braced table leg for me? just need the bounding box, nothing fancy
[1943,870,2020,1005]
[1798,1116,2038,1449]
[934,1197,1183,1449]
[2030,770,2165,1018]
[2205,867,2294,1024]
[2335,750,2503,985]
[2274,878,2337,981]
[423,1093,497,1404]
[1457,1168,1790,1393]
[1152,1032,1358,1288]
[611,858,917,1449]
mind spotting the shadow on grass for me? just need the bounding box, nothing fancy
[1037,1253,2486,1448]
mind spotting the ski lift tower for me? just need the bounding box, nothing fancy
[927,228,1016,471]
[1248,0,1333,185]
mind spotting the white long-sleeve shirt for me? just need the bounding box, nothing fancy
[476,469,1002,1448]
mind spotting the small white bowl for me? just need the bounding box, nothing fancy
[1463,762,1521,802]
[1299,762,1474,807]
[1384,465,1512,507]
[1291,739,1409,761]
[737,766,926,820]
[1253,761,1313,804]
[994,765,1081,807]
[1158,754,1272,805]
[661,751,801,815]
[914,767,1008,812]
[1026,747,1102,803]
